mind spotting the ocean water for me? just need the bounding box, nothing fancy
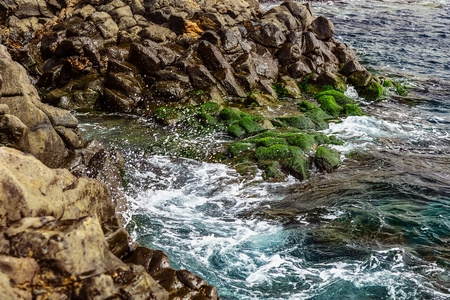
[79,0,450,299]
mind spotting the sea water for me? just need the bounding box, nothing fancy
[79,0,450,299]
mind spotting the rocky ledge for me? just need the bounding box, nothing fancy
[0,0,407,298]
[0,44,217,299]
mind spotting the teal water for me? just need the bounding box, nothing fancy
[79,0,450,299]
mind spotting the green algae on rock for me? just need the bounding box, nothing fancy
[315,146,341,172]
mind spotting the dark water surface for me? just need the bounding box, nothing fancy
[79,0,450,299]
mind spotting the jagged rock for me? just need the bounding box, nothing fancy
[0,45,70,167]
[281,1,314,30]
[249,22,286,48]
[128,42,161,74]
[340,59,365,76]
[0,216,170,299]
[150,80,187,102]
[198,40,231,71]
[277,42,302,66]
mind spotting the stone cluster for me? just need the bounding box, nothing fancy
[2,0,382,115]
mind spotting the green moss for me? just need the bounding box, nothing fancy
[288,146,304,157]
[396,84,408,96]
[328,135,344,145]
[274,116,316,130]
[298,100,316,112]
[262,161,284,180]
[227,124,246,138]
[245,131,283,142]
[343,104,364,116]
[357,80,383,101]
[255,137,288,147]
[239,117,263,134]
[272,82,289,98]
[286,134,316,152]
[153,107,181,126]
[119,169,128,190]
[254,144,291,161]
[228,142,254,157]
[315,146,340,172]
[317,95,343,117]
[200,101,221,114]
[305,108,331,130]
[282,155,309,180]
[219,108,242,121]
[383,80,395,88]
[314,90,355,105]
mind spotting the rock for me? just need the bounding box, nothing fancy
[176,270,207,290]
[303,31,320,54]
[53,126,84,149]
[128,42,161,74]
[0,45,69,167]
[288,58,312,80]
[315,146,340,172]
[281,1,314,30]
[340,59,364,76]
[0,114,28,149]
[197,40,231,71]
[213,68,247,97]
[0,216,170,299]
[348,70,372,87]
[311,16,334,40]
[0,147,114,227]
[0,256,39,285]
[0,104,9,115]
[140,24,177,42]
[277,42,302,66]
[150,80,187,102]
[249,22,286,48]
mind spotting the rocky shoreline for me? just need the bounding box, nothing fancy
[0,0,405,298]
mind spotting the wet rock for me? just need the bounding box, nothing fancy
[213,68,247,97]
[155,66,190,84]
[348,69,372,87]
[315,146,340,172]
[176,270,207,290]
[103,88,137,112]
[150,80,187,102]
[263,5,298,31]
[142,39,178,67]
[128,42,161,74]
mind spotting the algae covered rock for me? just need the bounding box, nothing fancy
[315,146,340,172]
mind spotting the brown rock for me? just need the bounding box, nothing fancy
[0,147,114,228]
[311,16,334,40]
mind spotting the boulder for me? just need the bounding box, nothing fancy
[249,22,286,48]
[0,147,115,228]
[0,45,71,167]
[311,16,334,40]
